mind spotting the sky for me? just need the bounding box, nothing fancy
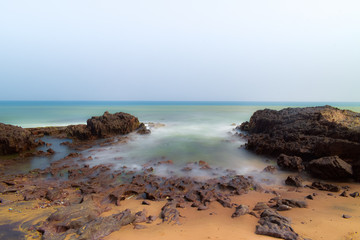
[0,0,360,102]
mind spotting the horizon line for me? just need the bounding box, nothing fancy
[1,100,360,103]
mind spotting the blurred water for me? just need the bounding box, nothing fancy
[1,101,359,178]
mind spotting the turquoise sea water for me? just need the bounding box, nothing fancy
[1,101,360,178]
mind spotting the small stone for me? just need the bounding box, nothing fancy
[249,211,260,218]
[285,176,303,187]
[305,195,314,200]
[142,200,150,205]
[343,214,352,219]
[350,192,359,198]
[146,215,157,223]
[339,191,348,197]
[198,205,209,211]
[134,224,147,229]
[231,205,249,218]
[277,204,292,211]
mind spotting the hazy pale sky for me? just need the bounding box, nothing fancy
[1,1,359,101]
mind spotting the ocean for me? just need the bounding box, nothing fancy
[1,101,360,179]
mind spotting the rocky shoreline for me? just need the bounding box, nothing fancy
[1,107,360,240]
[238,105,360,181]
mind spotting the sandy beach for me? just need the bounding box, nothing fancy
[1,181,360,240]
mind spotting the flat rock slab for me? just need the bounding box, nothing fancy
[308,156,353,179]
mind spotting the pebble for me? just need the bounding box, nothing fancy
[305,195,314,200]
[141,200,150,205]
[350,192,359,198]
[343,214,352,219]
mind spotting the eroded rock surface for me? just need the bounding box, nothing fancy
[0,123,38,155]
[307,156,353,179]
[66,111,141,140]
[256,209,302,240]
[239,106,360,180]
[277,154,305,172]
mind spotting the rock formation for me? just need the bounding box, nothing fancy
[239,106,360,180]
[66,111,141,140]
[0,123,38,155]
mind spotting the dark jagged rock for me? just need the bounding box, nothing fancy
[134,209,148,223]
[0,123,38,155]
[66,112,141,140]
[65,124,91,140]
[349,192,360,198]
[28,126,67,138]
[47,148,55,155]
[136,123,151,135]
[285,176,303,187]
[240,106,360,180]
[160,202,180,224]
[232,204,249,218]
[256,209,302,240]
[339,191,348,197]
[310,182,340,192]
[146,215,157,223]
[275,199,308,208]
[77,209,135,240]
[277,154,305,172]
[305,195,314,200]
[307,156,353,180]
[37,199,103,239]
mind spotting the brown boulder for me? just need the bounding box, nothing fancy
[255,209,302,240]
[310,182,340,192]
[307,156,353,179]
[0,123,38,155]
[277,154,304,172]
[66,112,141,140]
[285,176,303,187]
[240,106,360,180]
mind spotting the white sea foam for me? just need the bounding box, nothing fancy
[83,121,278,181]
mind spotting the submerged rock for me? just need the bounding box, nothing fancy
[262,165,277,174]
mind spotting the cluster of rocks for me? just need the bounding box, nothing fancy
[239,106,360,180]
[231,196,307,239]
[0,123,39,155]
[0,156,261,239]
[0,111,149,156]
